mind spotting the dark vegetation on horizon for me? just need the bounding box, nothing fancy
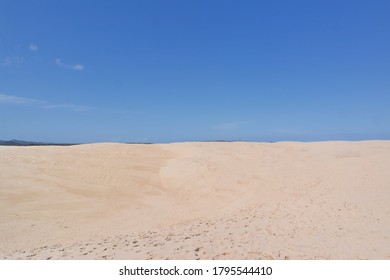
[0,139,153,146]
[0,139,277,146]
[0,139,78,146]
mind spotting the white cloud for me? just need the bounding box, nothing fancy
[1,56,24,67]
[42,103,91,112]
[0,93,91,112]
[28,44,38,51]
[72,64,84,71]
[55,58,84,71]
[0,93,39,105]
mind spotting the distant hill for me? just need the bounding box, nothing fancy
[0,139,78,146]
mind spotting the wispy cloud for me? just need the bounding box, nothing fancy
[42,103,92,112]
[0,93,91,112]
[55,58,84,71]
[213,121,248,130]
[1,56,24,67]
[28,44,38,51]
[0,93,39,105]
[72,64,84,71]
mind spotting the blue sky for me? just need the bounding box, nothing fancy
[1,0,389,143]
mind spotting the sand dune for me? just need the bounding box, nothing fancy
[0,141,389,259]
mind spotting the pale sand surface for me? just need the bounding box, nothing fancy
[0,141,389,259]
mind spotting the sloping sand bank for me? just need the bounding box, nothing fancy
[0,141,389,259]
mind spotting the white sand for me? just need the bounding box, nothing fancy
[0,141,389,259]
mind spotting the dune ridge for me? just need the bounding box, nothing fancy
[1,141,389,259]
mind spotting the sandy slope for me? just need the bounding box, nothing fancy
[0,141,389,259]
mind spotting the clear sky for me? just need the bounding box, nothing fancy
[1,0,389,143]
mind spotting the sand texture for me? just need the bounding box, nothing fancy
[0,141,389,259]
